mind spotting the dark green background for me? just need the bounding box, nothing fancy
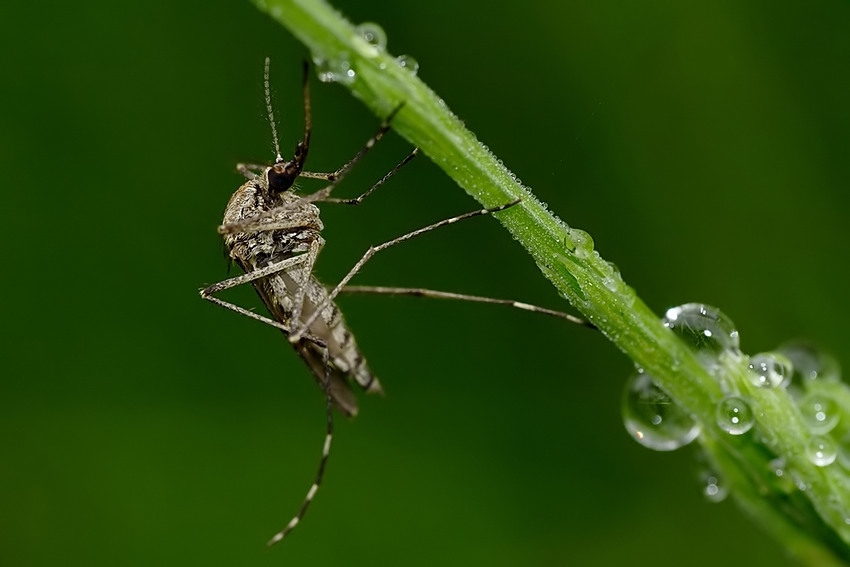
[3,0,849,565]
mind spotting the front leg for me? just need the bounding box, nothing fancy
[200,255,309,334]
[236,163,268,180]
[218,212,320,236]
[289,238,323,330]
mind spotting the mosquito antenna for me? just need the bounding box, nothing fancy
[264,57,283,163]
[301,59,312,150]
[267,343,334,546]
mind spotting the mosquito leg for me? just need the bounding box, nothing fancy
[236,163,268,179]
[289,199,522,342]
[201,255,307,294]
[320,148,420,206]
[218,212,320,236]
[289,239,323,329]
[200,255,308,333]
[267,342,334,546]
[339,285,594,328]
[200,294,292,333]
[299,103,405,186]
[296,145,419,209]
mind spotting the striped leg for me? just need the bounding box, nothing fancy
[267,344,334,546]
[290,199,592,342]
[339,286,594,328]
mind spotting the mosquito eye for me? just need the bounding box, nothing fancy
[267,166,294,194]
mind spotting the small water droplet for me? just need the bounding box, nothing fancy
[799,392,840,434]
[356,22,387,54]
[314,55,356,85]
[794,475,810,491]
[700,471,728,503]
[396,54,419,75]
[769,457,786,477]
[766,457,801,493]
[663,303,740,372]
[747,352,792,388]
[716,396,755,435]
[778,341,841,386]
[601,261,622,292]
[807,435,837,467]
[622,371,701,451]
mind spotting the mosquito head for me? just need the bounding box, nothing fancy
[266,160,302,194]
[263,58,310,196]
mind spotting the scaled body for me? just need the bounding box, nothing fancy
[223,176,380,417]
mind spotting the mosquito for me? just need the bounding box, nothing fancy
[200,58,592,546]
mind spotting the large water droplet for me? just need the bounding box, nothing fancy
[622,371,701,451]
[396,54,419,75]
[799,392,840,434]
[716,396,755,435]
[747,352,792,388]
[807,435,837,467]
[663,304,739,376]
[778,341,841,386]
[356,22,387,54]
[568,228,594,257]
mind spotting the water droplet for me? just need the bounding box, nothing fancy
[767,457,798,493]
[701,471,728,502]
[601,261,622,292]
[356,22,387,54]
[778,341,841,386]
[313,55,356,85]
[794,475,810,491]
[807,435,837,467]
[716,396,755,435]
[663,304,740,372]
[769,457,786,477]
[622,371,701,451]
[568,229,594,257]
[396,54,419,75]
[799,392,840,434]
[747,352,792,388]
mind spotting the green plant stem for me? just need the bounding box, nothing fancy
[253,0,720,426]
[253,0,850,563]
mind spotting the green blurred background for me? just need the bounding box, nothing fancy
[2,0,849,565]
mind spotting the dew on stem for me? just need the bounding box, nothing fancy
[622,370,701,451]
